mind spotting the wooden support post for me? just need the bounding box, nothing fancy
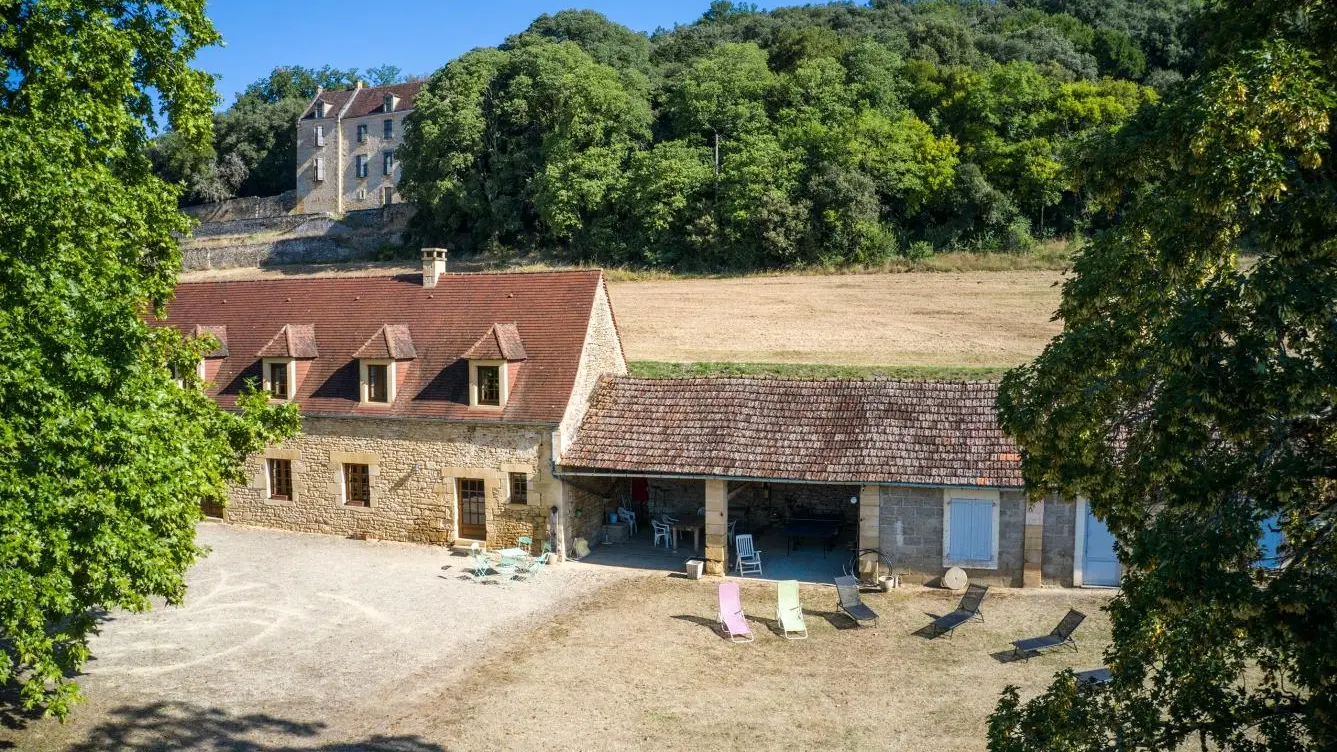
[704,479,728,575]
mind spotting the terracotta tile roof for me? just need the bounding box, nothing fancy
[256,324,319,359]
[301,87,357,120]
[192,325,229,358]
[353,324,417,360]
[161,271,603,424]
[560,377,1023,487]
[301,82,424,120]
[462,323,527,361]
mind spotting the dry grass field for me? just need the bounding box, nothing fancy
[608,271,1063,368]
[180,262,1065,371]
[362,575,1113,752]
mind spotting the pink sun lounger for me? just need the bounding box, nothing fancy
[718,582,754,643]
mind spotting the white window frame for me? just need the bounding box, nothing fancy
[356,123,368,143]
[261,357,296,401]
[382,186,394,206]
[384,93,395,113]
[383,150,394,176]
[469,359,508,409]
[358,359,396,406]
[315,101,327,118]
[942,488,1001,570]
[314,157,325,182]
[314,124,325,147]
[356,154,368,179]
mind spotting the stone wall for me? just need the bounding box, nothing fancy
[877,486,1031,587]
[563,477,621,556]
[182,191,296,223]
[1041,496,1077,586]
[558,279,628,451]
[181,207,413,271]
[225,416,552,548]
[295,100,412,214]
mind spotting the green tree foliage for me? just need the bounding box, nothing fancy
[0,0,300,718]
[404,1,1190,269]
[993,0,1337,748]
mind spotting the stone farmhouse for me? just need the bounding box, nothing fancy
[166,255,1118,588]
[294,81,422,214]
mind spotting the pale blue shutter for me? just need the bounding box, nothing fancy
[949,499,993,563]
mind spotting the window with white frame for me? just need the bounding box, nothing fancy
[356,123,368,143]
[356,155,368,179]
[358,360,395,405]
[315,124,325,147]
[262,358,295,400]
[314,157,325,181]
[942,490,1000,569]
[382,150,393,176]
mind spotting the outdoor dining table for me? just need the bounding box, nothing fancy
[671,520,704,552]
[495,547,529,558]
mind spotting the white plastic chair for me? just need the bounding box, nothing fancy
[734,534,763,577]
[617,507,637,535]
[651,520,672,549]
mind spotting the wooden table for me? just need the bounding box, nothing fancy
[671,522,703,552]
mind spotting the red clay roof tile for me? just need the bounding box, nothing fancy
[560,376,1022,487]
[462,323,527,361]
[353,324,417,360]
[256,324,319,359]
[192,324,229,358]
[162,271,602,424]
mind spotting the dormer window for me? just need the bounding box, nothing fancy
[315,100,327,118]
[353,325,416,407]
[265,359,293,400]
[256,324,318,402]
[383,93,397,113]
[477,365,501,406]
[463,323,527,410]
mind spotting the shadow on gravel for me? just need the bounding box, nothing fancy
[56,701,445,752]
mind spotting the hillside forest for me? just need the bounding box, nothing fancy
[156,0,1203,270]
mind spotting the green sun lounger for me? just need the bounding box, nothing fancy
[777,580,808,640]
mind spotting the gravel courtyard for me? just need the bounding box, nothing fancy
[2,523,635,751]
[2,524,1114,751]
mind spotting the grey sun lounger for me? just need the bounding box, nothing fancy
[1011,609,1086,659]
[928,583,988,638]
[1075,667,1112,686]
[834,576,879,627]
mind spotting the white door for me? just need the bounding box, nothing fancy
[1083,504,1120,587]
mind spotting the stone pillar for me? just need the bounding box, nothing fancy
[1023,498,1045,588]
[704,479,728,576]
[857,485,882,576]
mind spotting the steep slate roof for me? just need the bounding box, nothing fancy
[353,324,417,360]
[256,324,319,359]
[162,271,603,423]
[560,376,1023,487]
[462,323,527,361]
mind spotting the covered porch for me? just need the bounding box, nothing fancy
[563,474,883,583]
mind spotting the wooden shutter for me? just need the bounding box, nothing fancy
[949,499,993,564]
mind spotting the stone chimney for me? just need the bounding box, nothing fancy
[422,248,448,288]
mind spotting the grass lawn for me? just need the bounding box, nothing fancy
[365,574,1114,752]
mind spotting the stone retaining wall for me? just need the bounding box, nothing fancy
[182,191,297,222]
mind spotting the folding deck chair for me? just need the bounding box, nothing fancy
[1010,609,1086,659]
[717,582,754,643]
[926,583,988,638]
[833,576,879,627]
[777,580,808,640]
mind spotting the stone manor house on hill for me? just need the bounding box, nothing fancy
[167,253,1122,589]
[294,81,422,214]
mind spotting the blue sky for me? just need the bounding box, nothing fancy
[197,1,784,106]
